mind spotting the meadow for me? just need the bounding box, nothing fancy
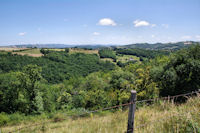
[1,95,199,133]
[13,48,43,57]
[0,47,28,51]
[69,48,99,55]
[116,55,140,63]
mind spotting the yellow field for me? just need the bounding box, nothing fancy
[70,48,99,55]
[13,49,43,57]
[100,58,114,62]
[1,96,199,133]
[44,49,65,51]
[0,47,28,52]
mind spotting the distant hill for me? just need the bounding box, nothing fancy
[2,44,115,49]
[6,44,73,48]
[120,41,199,50]
[1,41,199,50]
[74,45,113,49]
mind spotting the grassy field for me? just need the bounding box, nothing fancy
[117,55,140,63]
[0,48,28,52]
[44,49,65,51]
[100,58,114,62]
[70,48,99,55]
[1,95,200,133]
[1,47,99,57]
[13,48,43,57]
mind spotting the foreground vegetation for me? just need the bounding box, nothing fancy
[0,44,199,132]
[1,95,200,133]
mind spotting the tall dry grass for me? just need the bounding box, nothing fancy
[1,96,200,133]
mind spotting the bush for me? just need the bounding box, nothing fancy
[8,113,25,125]
[0,113,9,126]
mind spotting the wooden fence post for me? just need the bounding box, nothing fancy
[127,90,136,133]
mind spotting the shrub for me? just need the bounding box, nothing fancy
[8,113,25,125]
[0,113,9,126]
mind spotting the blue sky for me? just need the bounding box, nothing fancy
[0,0,200,45]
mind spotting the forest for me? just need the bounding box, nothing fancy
[0,45,200,125]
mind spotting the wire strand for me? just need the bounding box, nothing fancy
[8,90,200,133]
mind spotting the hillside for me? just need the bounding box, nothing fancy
[121,41,199,50]
[1,0,200,132]
[0,45,200,133]
[2,41,199,50]
[1,44,114,49]
[1,95,200,133]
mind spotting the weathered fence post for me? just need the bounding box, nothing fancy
[127,90,136,133]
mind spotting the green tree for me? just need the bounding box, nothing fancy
[65,48,70,53]
[18,65,44,114]
[0,72,28,113]
[152,45,200,96]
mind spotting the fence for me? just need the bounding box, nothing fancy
[7,90,200,133]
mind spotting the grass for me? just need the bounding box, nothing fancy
[18,49,41,54]
[1,95,200,133]
[1,48,99,57]
[70,48,99,55]
[100,58,114,62]
[44,49,65,51]
[13,48,43,57]
[0,48,28,52]
[117,54,140,63]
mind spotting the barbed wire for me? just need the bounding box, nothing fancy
[126,90,200,133]
[7,90,200,133]
[8,102,133,133]
[136,90,200,104]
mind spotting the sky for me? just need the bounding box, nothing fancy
[0,0,200,45]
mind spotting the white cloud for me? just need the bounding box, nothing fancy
[161,24,169,28]
[151,35,155,38]
[93,32,100,36]
[18,32,26,36]
[98,18,117,26]
[181,35,192,40]
[195,35,200,40]
[133,20,150,27]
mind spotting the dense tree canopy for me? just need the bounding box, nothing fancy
[0,51,115,83]
[0,45,199,115]
[99,49,116,61]
[116,48,169,59]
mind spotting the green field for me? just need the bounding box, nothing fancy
[13,48,43,57]
[117,55,140,63]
